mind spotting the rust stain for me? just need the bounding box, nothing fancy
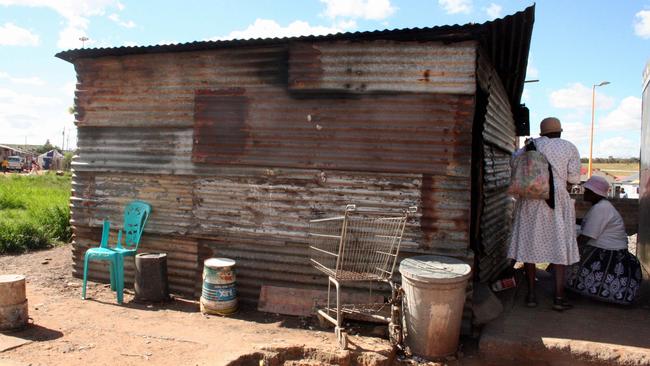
[418,69,431,82]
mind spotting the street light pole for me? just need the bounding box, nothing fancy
[588,81,610,178]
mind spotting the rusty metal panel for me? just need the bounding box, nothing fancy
[191,90,474,175]
[477,49,516,152]
[478,145,513,281]
[288,41,476,94]
[191,171,470,253]
[71,171,194,236]
[72,48,474,177]
[72,46,290,128]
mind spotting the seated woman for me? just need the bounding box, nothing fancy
[566,176,642,305]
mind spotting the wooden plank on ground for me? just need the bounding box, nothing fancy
[258,285,384,317]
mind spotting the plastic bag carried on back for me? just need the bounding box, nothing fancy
[508,140,551,200]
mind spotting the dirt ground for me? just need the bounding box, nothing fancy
[0,245,476,366]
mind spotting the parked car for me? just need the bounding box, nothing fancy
[7,156,24,171]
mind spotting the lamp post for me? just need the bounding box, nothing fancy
[79,36,89,48]
[588,81,610,178]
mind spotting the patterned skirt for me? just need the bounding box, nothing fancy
[566,245,642,305]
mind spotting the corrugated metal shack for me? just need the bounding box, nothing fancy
[56,6,534,329]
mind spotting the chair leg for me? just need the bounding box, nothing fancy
[116,255,124,304]
[109,259,116,291]
[82,252,90,299]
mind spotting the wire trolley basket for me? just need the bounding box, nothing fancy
[309,204,416,349]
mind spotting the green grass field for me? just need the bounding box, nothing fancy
[0,173,72,253]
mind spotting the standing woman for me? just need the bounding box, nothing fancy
[566,176,642,304]
[508,117,582,311]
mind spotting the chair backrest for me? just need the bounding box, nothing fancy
[121,200,152,250]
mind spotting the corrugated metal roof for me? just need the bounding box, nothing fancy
[55,5,534,111]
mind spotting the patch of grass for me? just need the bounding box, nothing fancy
[0,173,72,254]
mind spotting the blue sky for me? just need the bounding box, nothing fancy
[0,0,648,157]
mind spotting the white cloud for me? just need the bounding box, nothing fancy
[0,71,45,86]
[209,19,353,41]
[320,0,396,20]
[549,82,614,110]
[599,96,642,131]
[0,86,75,147]
[439,0,472,14]
[557,120,590,147]
[485,3,502,19]
[597,136,639,158]
[108,13,135,28]
[0,0,124,48]
[634,10,650,39]
[0,22,39,46]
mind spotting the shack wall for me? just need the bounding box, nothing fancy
[70,40,478,303]
[474,49,515,282]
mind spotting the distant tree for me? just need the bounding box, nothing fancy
[35,139,62,154]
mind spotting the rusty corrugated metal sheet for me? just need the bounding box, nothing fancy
[192,89,474,175]
[288,41,476,94]
[474,49,516,282]
[477,48,516,152]
[478,146,513,281]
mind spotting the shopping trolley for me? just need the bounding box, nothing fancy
[309,204,416,349]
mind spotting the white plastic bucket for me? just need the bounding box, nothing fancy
[200,258,237,315]
[399,255,472,359]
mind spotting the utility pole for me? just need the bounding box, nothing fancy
[62,128,65,152]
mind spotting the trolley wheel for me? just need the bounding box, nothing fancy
[338,331,348,350]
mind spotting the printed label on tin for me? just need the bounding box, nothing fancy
[201,283,237,302]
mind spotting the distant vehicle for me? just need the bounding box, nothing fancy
[7,156,24,171]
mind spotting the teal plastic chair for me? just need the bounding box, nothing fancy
[82,200,152,304]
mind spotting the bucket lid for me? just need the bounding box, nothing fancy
[0,274,25,283]
[136,252,167,259]
[204,258,236,268]
[399,255,471,283]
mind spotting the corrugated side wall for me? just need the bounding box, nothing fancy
[640,62,650,271]
[70,41,477,327]
[474,49,515,282]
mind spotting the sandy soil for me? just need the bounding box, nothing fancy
[0,244,408,366]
